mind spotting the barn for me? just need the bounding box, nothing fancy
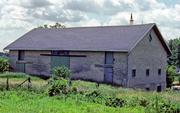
[4,23,171,91]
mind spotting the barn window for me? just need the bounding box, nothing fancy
[18,50,25,60]
[149,34,152,42]
[51,50,69,55]
[132,69,136,77]
[146,69,150,76]
[158,69,161,75]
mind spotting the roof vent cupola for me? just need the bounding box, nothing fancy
[130,13,134,25]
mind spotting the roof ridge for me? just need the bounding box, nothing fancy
[36,23,156,30]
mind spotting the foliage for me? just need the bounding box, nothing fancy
[168,37,180,66]
[0,72,28,78]
[48,79,69,96]
[105,97,125,107]
[1,74,180,113]
[0,57,9,73]
[52,66,71,80]
[38,22,65,29]
[166,65,177,87]
[139,98,149,107]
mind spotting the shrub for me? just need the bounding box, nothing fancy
[105,97,125,108]
[52,66,70,79]
[48,79,69,96]
[86,90,101,98]
[0,57,9,73]
[139,98,149,107]
[166,65,177,87]
[159,101,180,113]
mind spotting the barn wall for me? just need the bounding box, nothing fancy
[9,50,129,85]
[9,50,51,76]
[70,51,105,82]
[113,53,128,86]
[127,29,168,91]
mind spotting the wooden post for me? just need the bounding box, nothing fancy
[96,82,100,88]
[27,77,31,89]
[6,77,9,90]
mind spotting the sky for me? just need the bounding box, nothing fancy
[0,0,180,52]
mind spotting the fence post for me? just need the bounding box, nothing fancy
[27,77,31,89]
[6,77,9,90]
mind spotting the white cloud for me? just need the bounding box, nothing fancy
[0,0,180,51]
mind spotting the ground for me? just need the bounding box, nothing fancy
[0,72,180,113]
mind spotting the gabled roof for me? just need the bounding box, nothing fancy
[4,23,171,55]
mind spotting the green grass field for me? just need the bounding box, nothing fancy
[0,72,180,113]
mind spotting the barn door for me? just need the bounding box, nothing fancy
[16,63,25,72]
[104,52,113,83]
[51,56,70,71]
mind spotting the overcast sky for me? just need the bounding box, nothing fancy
[0,0,180,52]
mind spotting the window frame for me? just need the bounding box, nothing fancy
[146,69,150,77]
[132,69,136,77]
[158,69,161,75]
[18,50,25,61]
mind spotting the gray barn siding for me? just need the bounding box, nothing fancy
[9,50,128,85]
[127,29,167,90]
[113,53,128,86]
[9,50,51,76]
[70,51,105,82]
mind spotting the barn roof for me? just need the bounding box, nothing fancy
[4,23,171,55]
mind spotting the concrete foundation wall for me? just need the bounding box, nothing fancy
[127,29,167,91]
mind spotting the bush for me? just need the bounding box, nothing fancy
[166,65,177,87]
[159,101,180,113]
[52,66,70,79]
[105,97,125,108]
[86,90,101,98]
[139,98,149,107]
[0,57,9,73]
[48,79,69,96]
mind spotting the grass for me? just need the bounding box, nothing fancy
[0,72,180,113]
[0,90,144,113]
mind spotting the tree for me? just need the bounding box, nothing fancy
[166,65,177,88]
[177,44,180,68]
[0,57,9,73]
[168,38,180,66]
[38,22,65,29]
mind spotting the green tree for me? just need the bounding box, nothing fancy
[166,65,177,87]
[0,57,9,73]
[177,44,180,68]
[168,38,180,66]
[38,22,65,29]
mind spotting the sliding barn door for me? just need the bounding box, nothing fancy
[104,52,114,83]
[51,56,70,70]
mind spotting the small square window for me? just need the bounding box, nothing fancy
[158,69,161,75]
[132,69,136,77]
[146,69,150,76]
